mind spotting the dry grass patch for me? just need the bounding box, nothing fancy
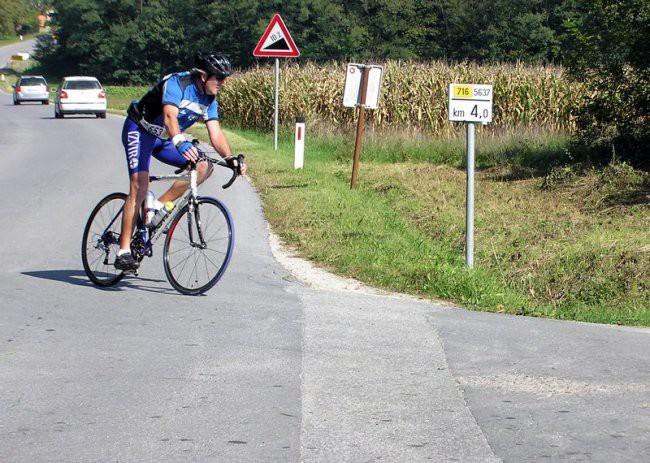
[361,161,649,323]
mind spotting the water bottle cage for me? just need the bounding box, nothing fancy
[146,210,161,229]
[148,204,174,229]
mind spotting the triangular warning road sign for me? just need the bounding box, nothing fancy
[253,14,300,58]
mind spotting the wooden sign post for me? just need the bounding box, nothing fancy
[343,63,384,189]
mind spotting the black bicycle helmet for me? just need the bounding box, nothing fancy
[195,51,232,79]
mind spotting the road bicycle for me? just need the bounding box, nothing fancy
[81,142,244,295]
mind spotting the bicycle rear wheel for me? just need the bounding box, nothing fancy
[81,192,127,287]
[163,197,234,295]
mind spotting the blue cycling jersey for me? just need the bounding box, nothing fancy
[127,71,219,139]
[122,71,222,175]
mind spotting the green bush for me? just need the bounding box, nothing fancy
[561,0,650,169]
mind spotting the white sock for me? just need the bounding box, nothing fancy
[153,199,164,210]
[117,249,131,257]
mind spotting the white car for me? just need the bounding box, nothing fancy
[13,75,49,105]
[54,76,107,119]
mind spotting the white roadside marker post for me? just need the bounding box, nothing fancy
[294,116,305,169]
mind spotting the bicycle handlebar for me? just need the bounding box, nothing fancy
[173,139,245,189]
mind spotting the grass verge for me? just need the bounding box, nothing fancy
[213,128,649,326]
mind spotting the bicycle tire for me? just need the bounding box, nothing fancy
[163,197,234,295]
[81,192,127,287]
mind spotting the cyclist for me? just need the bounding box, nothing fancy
[115,51,245,271]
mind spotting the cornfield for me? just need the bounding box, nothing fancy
[219,60,582,136]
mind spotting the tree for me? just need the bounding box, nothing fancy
[289,0,370,62]
[102,0,184,83]
[38,0,576,77]
[39,0,186,83]
[0,0,41,36]
[560,0,650,168]
[199,0,269,68]
[430,0,560,63]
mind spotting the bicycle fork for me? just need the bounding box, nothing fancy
[186,169,207,250]
[187,200,207,250]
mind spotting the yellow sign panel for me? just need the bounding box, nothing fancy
[453,85,473,98]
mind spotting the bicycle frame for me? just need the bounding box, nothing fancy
[134,168,201,259]
[141,148,242,253]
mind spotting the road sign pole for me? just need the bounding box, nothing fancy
[448,83,493,268]
[274,58,279,151]
[466,122,475,268]
[350,65,369,190]
[253,15,300,151]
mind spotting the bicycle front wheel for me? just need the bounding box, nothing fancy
[163,197,234,295]
[81,192,127,287]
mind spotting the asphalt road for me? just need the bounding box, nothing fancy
[0,38,37,66]
[1,42,648,462]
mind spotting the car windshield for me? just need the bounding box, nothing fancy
[20,77,46,86]
[64,80,101,90]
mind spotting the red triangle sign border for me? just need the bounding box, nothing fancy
[253,14,300,58]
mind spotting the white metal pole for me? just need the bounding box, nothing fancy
[466,123,475,268]
[274,58,279,151]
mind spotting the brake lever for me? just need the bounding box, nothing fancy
[222,154,245,189]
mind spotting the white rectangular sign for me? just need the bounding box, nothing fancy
[343,64,383,109]
[448,84,493,123]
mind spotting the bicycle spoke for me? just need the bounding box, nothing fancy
[82,193,127,287]
[163,198,234,295]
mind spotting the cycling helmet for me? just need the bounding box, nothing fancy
[195,51,232,79]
